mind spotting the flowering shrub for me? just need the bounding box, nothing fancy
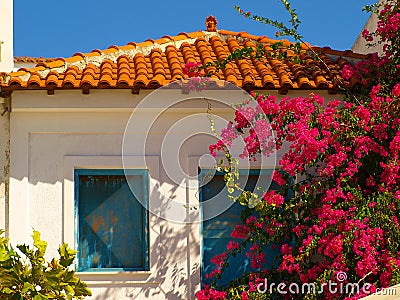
[196,285,227,300]
[195,1,400,299]
[183,62,204,78]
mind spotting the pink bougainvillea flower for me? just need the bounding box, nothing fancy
[342,64,355,80]
[392,83,400,96]
[272,170,286,186]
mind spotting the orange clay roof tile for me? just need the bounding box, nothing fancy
[64,55,84,63]
[186,32,206,39]
[171,34,192,42]
[45,72,60,85]
[101,48,118,55]
[9,77,24,87]
[2,18,367,93]
[118,44,135,51]
[13,56,55,64]
[45,59,66,69]
[85,51,102,58]
[27,73,44,87]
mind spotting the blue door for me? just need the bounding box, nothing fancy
[200,169,283,287]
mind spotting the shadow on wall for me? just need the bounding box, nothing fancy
[82,182,200,300]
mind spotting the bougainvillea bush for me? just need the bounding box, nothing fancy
[196,1,400,299]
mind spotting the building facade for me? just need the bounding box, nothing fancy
[0,7,374,299]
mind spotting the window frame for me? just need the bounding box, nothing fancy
[74,168,150,272]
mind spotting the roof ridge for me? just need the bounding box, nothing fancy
[14,56,56,63]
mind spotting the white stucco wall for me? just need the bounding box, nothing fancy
[0,96,9,231]
[0,0,14,72]
[8,88,340,299]
[351,0,385,55]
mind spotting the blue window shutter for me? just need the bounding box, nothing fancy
[74,169,149,271]
[200,169,285,286]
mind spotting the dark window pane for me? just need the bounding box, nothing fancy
[76,170,148,271]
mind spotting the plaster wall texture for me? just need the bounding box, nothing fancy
[0,98,9,231]
[351,0,386,55]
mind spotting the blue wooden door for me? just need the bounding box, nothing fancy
[200,169,282,287]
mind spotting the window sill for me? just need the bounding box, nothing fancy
[76,271,159,287]
[77,270,152,276]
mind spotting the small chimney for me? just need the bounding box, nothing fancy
[0,0,14,72]
[206,15,218,32]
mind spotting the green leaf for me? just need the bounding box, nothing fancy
[32,230,48,257]
[0,247,10,262]
[33,293,48,300]
[58,243,76,268]
[2,287,14,294]
[16,244,32,257]
[21,282,35,293]
[64,284,75,295]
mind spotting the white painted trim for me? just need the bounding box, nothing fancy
[76,271,161,286]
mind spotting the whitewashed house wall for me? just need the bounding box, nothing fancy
[7,87,338,299]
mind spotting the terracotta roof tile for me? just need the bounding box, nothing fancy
[101,48,118,55]
[45,71,60,86]
[119,44,135,51]
[2,17,367,93]
[40,59,65,69]
[85,51,102,58]
[13,56,55,64]
[9,77,24,87]
[186,32,206,39]
[65,55,84,63]
[27,73,44,88]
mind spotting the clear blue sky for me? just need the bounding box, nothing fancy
[14,0,375,58]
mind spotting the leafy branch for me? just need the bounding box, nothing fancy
[234,1,302,40]
[0,229,91,300]
[233,2,362,105]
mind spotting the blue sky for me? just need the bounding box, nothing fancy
[14,0,375,58]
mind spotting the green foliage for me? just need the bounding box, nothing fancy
[198,43,303,79]
[234,1,302,40]
[0,230,91,299]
